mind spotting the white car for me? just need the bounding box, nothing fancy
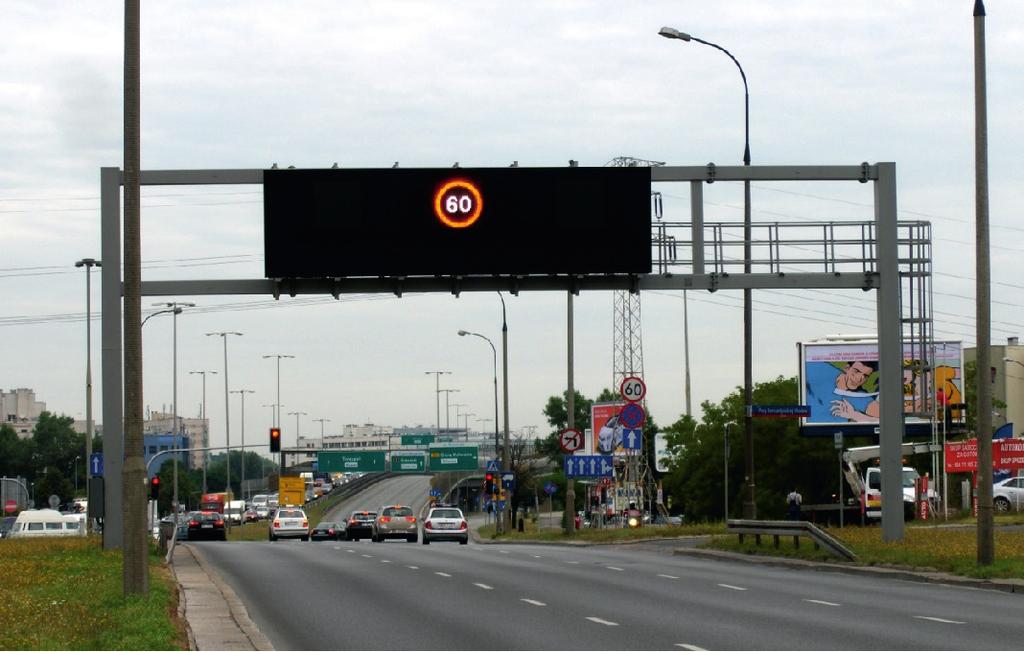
[422,507,468,545]
[994,476,1024,512]
[269,507,309,541]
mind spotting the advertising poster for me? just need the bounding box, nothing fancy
[801,340,962,427]
[591,401,626,455]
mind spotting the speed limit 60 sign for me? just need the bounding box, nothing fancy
[620,376,646,403]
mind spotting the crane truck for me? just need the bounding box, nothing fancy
[842,442,942,520]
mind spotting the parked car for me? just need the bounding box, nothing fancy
[270,508,309,541]
[344,511,376,541]
[310,521,343,541]
[8,509,84,538]
[372,505,418,543]
[0,516,17,539]
[421,507,468,545]
[994,476,1024,512]
[187,511,226,541]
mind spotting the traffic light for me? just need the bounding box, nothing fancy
[270,427,281,453]
[484,473,494,494]
[150,476,160,500]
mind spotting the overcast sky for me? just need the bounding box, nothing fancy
[3,2,1022,455]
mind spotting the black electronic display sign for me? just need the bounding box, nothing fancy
[263,167,651,279]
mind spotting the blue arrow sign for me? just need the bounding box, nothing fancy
[89,453,103,477]
[429,487,442,497]
[564,455,614,478]
[623,429,642,450]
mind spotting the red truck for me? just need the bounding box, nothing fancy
[199,493,228,513]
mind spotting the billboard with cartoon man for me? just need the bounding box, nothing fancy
[801,340,961,428]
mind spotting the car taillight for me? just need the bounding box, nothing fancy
[188,520,198,527]
[302,521,308,528]
[328,529,335,535]
[405,517,416,523]
[424,521,432,529]
[380,516,391,523]
[459,520,467,530]
[349,519,358,525]
[273,521,280,528]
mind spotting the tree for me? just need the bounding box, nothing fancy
[34,467,74,508]
[661,376,856,520]
[32,412,84,482]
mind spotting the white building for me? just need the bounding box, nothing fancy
[1,388,46,439]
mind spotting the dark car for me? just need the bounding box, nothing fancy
[310,521,343,541]
[0,516,16,539]
[187,511,226,541]
[345,511,376,541]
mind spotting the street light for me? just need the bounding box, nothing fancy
[74,257,100,533]
[451,403,467,431]
[424,371,452,433]
[287,411,307,469]
[230,389,255,502]
[437,391,459,432]
[660,25,755,518]
[459,325,504,532]
[154,301,195,517]
[314,418,331,450]
[189,370,218,493]
[207,331,243,506]
[262,355,295,429]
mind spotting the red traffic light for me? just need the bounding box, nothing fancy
[485,473,494,481]
[150,476,160,500]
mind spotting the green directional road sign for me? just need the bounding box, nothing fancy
[318,451,386,473]
[428,446,478,471]
[401,434,435,446]
[391,454,426,473]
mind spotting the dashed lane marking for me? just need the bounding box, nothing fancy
[380,560,391,563]
[361,554,373,558]
[675,644,707,651]
[566,561,580,564]
[435,571,452,577]
[914,616,966,625]
[585,617,619,626]
[658,574,680,580]
[531,555,542,558]
[804,599,840,607]
[520,599,546,606]
[407,565,419,570]
[473,583,494,590]
[606,566,624,571]
[717,584,747,591]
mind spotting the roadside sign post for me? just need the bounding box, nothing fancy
[835,432,844,528]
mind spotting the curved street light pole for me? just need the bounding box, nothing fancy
[660,26,755,518]
[458,328,500,533]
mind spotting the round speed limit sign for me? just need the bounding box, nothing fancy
[620,376,646,403]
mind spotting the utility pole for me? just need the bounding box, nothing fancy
[231,389,255,502]
[207,332,242,509]
[75,257,101,535]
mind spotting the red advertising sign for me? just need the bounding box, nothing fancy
[591,401,626,456]
[944,438,1024,472]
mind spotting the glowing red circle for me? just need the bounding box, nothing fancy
[434,179,483,229]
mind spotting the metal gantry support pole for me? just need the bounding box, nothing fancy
[564,290,575,536]
[190,370,217,494]
[100,167,123,550]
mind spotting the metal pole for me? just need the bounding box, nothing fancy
[172,308,178,517]
[76,257,101,535]
[839,451,844,528]
[565,290,575,536]
[100,166,122,551]
[208,333,241,517]
[231,390,254,502]
[973,0,994,566]
[501,294,511,534]
[724,423,730,520]
[683,289,691,417]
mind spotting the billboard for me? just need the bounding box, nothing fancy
[591,401,627,455]
[263,167,651,279]
[800,340,962,430]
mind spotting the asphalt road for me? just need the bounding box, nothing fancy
[195,477,1024,650]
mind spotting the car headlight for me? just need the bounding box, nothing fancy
[627,517,639,527]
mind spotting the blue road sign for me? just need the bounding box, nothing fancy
[622,429,643,450]
[89,453,104,477]
[486,459,500,472]
[543,481,557,495]
[748,404,810,418]
[501,472,515,491]
[497,500,506,511]
[620,403,646,429]
[563,455,614,478]
[429,487,442,498]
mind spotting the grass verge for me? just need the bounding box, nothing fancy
[703,525,1024,579]
[0,536,188,650]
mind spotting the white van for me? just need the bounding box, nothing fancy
[224,500,246,524]
[9,509,85,538]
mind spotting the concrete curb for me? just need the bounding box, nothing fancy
[671,547,1024,594]
[173,544,275,650]
[167,553,198,651]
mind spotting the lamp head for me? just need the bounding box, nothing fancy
[658,26,691,41]
[457,330,468,336]
[1003,357,1013,362]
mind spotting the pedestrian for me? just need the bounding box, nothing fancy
[786,488,803,521]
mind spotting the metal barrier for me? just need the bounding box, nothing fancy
[726,519,857,561]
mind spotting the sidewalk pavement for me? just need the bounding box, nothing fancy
[171,544,274,651]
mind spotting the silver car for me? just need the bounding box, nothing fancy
[422,507,468,545]
[994,476,1024,512]
[372,505,418,543]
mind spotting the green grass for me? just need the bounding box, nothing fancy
[479,519,725,543]
[704,524,1024,580]
[0,536,188,650]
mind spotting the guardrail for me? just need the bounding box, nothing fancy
[726,519,857,561]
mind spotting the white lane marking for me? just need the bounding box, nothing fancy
[606,566,624,571]
[914,616,966,625]
[521,599,546,606]
[585,617,619,626]
[435,571,452,577]
[658,574,680,580]
[380,560,391,563]
[675,644,706,651]
[346,549,355,553]
[717,583,747,591]
[499,550,509,554]
[531,555,542,558]
[804,599,841,607]
[407,565,419,570]
[473,583,494,590]
[361,554,373,558]
[332,546,341,550]
[566,561,580,565]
